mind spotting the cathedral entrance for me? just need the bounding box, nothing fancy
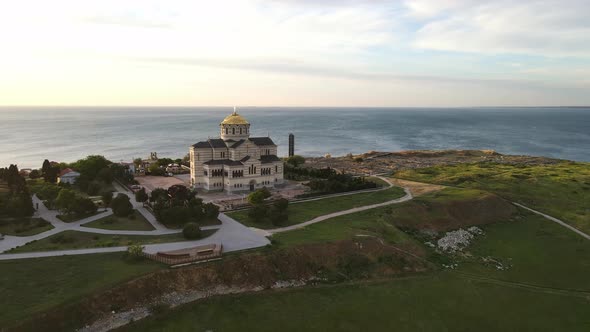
[249,180,256,192]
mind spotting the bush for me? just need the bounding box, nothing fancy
[127,244,145,260]
[183,222,202,239]
[111,193,133,217]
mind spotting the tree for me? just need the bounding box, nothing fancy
[101,191,113,208]
[28,169,40,179]
[135,188,148,204]
[149,188,169,203]
[168,184,192,201]
[286,155,305,167]
[111,193,133,217]
[159,206,189,226]
[96,167,114,184]
[41,159,51,182]
[71,155,111,180]
[54,189,77,213]
[247,187,271,205]
[203,202,220,220]
[148,163,165,176]
[71,197,97,216]
[86,181,103,196]
[182,222,202,239]
[269,198,289,226]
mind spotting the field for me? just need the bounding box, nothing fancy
[117,273,590,332]
[0,253,163,327]
[119,209,590,332]
[228,185,406,229]
[5,230,208,253]
[395,161,590,233]
[272,187,514,247]
[82,210,155,231]
[0,218,53,236]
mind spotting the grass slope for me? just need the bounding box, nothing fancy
[6,230,195,253]
[228,185,406,229]
[0,218,53,236]
[396,161,590,233]
[118,195,590,332]
[82,210,155,231]
[272,187,513,247]
[0,253,162,327]
[117,273,590,332]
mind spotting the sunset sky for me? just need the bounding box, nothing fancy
[1,0,589,107]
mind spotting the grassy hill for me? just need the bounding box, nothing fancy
[395,161,590,233]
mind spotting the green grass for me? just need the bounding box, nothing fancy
[272,187,498,247]
[57,210,104,223]
[0,217,54,236]
[396,161,590,233]
[0,253,162,327]
[118,192,590,332]
[5,230,207,253]
[82,210,155,231]
[117,272,590,332]
[458,211,590,291]
[228,185,406,229]
[272,206,411,247]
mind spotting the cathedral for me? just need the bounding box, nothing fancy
[189,109,284,193]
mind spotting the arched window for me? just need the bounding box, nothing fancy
[232,128,235,135]
[225,128,228,134]
[240,127,242,134]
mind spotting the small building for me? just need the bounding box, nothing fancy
[119,162,136,174]
[58,168,80,184]
[166,163,181,174]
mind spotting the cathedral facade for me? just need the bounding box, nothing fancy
[189,110,284,193]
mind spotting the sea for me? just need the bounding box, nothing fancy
[0,107,589,169]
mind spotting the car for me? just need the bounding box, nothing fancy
[130,185,142,190]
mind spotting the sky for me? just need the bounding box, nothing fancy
[0,0,589,107]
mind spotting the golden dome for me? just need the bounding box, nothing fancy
[221,111,249,125]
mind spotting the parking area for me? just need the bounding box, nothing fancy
[135,176,186,192]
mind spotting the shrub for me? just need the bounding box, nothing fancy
[127,244,144,258]
[111,193,133,217]
[183,222,202,239]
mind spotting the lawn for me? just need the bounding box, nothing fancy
[0,253,163,328]
[228,185,406,229]
[117,272,590,332]
[5,230,217,253]
[458,211,590,291]
[0,217,53,236]
[271,187,508,247]
[57,210,105,223]
[395,161,590,233]
[118,191,590,332]
[82,210,155,231]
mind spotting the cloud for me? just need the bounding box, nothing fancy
[408,0,590,57]
[135,55,585,91]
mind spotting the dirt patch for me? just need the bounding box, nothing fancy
[9,238,432,332]
[135,176,185,192]
[389,191,517,233]
[390,178,445,197]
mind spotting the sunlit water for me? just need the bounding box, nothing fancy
[0,107,588,168]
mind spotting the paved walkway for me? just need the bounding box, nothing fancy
[267,180,412,234]
[0,176,407,260]
[0,213,269,260]
[512,202,590,240]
